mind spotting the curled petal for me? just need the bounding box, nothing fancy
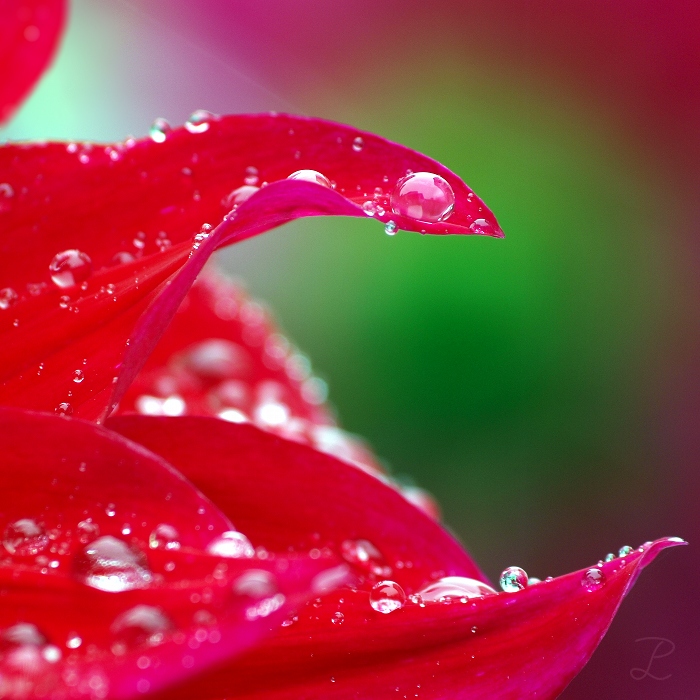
[0,0,66,124]
[0,114,501,421]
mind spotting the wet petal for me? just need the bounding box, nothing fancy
[0,114,501,421]
[118,267,382,472]
[0,0,66,124]
[107,415,487,588]
[0,408,348,699]
[125,538,687,700]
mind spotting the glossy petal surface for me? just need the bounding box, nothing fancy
[0,114,501,422]
[0,0,66,124]
[108,416,683,699]
[0,408,347,699]
[117,268,382,472]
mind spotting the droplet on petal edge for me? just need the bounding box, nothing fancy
[581,567,606,591]
[149,118,171,143]
[499,566,528,592]
[287,170,331,188]
[49,250,92,289]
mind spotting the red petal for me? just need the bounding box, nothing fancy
[107,415,487,588]
[117,267,383,473]
[0,0,66,124]
[0,408,348,698]
[0,114,502,421]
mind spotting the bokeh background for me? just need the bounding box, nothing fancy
[4,1,699,696]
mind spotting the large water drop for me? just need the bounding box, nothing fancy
[391,172,455,223]
[369,580,405,614]
[3,519,49,556]
[74,536,152,592]
[415,576,497,603]
[581,567,606,592]
[49,250,92,289]
[207,531,255,559]
[499,566,528,592]
[288,170,331,188]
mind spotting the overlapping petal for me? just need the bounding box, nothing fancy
[0,114,502,422]
[108,414,684,699]
[0,0,66,125]
[0,408,348,699]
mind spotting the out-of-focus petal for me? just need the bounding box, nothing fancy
[0,0,66,125]
[0,114,502,422]
[117,268,383,472]
[107,415,486,587]
[0,408,348,699]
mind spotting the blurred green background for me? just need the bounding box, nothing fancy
[4,1,697,696]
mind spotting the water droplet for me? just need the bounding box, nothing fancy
[233,569,278,598]
[149,118,171,143]
[105,504,116,517]
[149,524,181,551]
[66,634,82,649]
[331,611,345,625]
[244,166,259,186]
[352,136,364,152]
[581,567,606,591]
[74,536,152,592]
[340,539,389,576]
[72,369,85,384]
[288,170,331,188]
[3,519,49,556]
[604,552,615,562]
[207,531,255,558]
[362,201,379,216]
[185,110,217,134]
[254,401,290,427]
[0,288,18,310]
[49,250,92,289]
[618,545,633,558]
[391,172,455,223]
[55,402,73,417]
[223,185,259,211]
[384,221,397,236]
[76,519,99,544]
[111,605,171,648]
[499,566,528,592]
[468,218,495,236]
[369,580,406,614]
[415,576,497,603]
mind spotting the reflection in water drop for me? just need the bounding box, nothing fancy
[3,519,49,556]
[581,567,606,591]
[149,118,171,143]
[0,288,18,310]
[499,566,528,592]
[49,250,92,289]
[391,172,455,223]
[207,531,255,559]
[288,170,331,188]
[369,580,406,614]
[74,536,152,592]
[415,576,497,603]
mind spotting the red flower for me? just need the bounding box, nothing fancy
[0,5,685,699]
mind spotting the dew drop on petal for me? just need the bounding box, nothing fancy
[499,566,528,592]
[233,569,278,598]
[223,185,259,211]
[49,250,92,289]
[72,369,85,384]
[73,536,152,592]
[149,524,181,551]
[604,552,615,562]
[185,110,217,133]
[331,611,345,625]
[0,288,18,310]
[207,531,255,559]
[0,183,14,213]
[352,136,364,152]
[369,580,406,614]
[384,221,397,236]
[244,166,259,186]
[288,170,331,188]
[111,605,171,648]
[581,567,606,591]
[56,402,73,417]
[340,539,388,576]
[76,519,99,544]
[391,172,455,223]
[149,118,171,143]
[618,545,633,558]
[415,576,497,603]
[3,519,49,556]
